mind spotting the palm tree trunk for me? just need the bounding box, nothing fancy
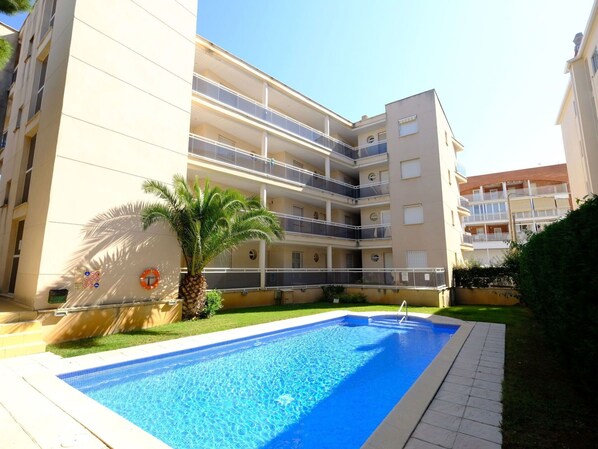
[180,273,207,320]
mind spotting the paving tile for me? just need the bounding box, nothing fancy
[422,410,462,432]
[476,365,503,377]
[405,437,445,449]
[459,418,502,444]
[412,422,457,448]
[429,399,466,418]
[467,396,502,414]
[452,361,478,371]
[472,378,502,392]
[478,359,503,369]
[474,371,503,384]
[453,432,501,449]
[445,374,474,387]
[435,390,470,405]
[463,406,502,427]
[470,386,501,402]
[449,367,477,378]
[439,382,471,395]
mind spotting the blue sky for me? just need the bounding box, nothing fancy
[1,1,594,175]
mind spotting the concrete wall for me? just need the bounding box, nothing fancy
[454,287,519,306]
[3,0,198,310]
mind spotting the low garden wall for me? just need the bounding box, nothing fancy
[454,287,519,306]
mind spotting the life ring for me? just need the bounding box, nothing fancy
[140,268,160,290]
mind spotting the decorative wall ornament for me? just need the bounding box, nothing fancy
[368,172,377,181]
[369,212,379,222]
[366,135,375,143]
[313,253,320,262]
[83,270,101,289]
[249,249,257,260]
[371,254,380,262]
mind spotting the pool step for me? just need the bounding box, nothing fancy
[368,319,429,331]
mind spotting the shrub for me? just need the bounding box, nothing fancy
[321,285,345,302]
[518,195,598,398]
[200,290,223,318]
[453,265,516,288]
[338,292,367,304]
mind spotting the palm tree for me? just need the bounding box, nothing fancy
[141,174,283,319]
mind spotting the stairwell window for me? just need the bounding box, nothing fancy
[403,204,424,225]
[21,135,36,204]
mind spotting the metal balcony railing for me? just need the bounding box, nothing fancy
[188,135,390,200]
[275,213,391,240]
[200,267,446,290]
[461,232,473,245]
[459,196,470,209]
[455,162,467,177]
[192,74,388,160]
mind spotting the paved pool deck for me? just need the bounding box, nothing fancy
[0,312,505,449]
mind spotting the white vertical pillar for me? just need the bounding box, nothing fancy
[259,240,266,289]
[262,81,269,107]
[324,157,331,178]
[261,131,268,158]
[326,200,332,222]
[324,115,330,135]
[501,182,507,196]
[260,183,267,207]
[527,180,533,195]
[327,245,333,270]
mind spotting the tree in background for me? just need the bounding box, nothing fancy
[0,0,31,69]
[141,175,283,319]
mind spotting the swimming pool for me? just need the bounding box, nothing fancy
[61,314,458,449]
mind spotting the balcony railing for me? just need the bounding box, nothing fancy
[513,208,569,219]
[461,232,473,245]
[188,135,390,200]
[472,232,510,242]
[459,196,470,210]
[455,162,467,177]
[201,268,446,290]
[275,213,391,240]
[193,74,387,161]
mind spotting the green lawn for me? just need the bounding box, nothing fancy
[48,303,596,448]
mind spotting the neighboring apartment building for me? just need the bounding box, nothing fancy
[460,164,571,265]
[0,0,470,345]
[557,0,598,205]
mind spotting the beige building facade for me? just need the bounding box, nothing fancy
[461,165,571,265]
[557,0,598,205]
[0,0,469,348]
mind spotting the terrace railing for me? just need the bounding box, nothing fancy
[193,74,387,161]
[188,135,389,200]
[275,213,391,240]
[198,268,446,291]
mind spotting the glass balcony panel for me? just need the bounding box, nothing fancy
[204,271,260,290]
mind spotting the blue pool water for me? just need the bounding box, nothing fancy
[61,315,457,449]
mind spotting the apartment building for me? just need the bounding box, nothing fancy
[460,164,571,265]
[557,0,598,205]
[0,0,469,346]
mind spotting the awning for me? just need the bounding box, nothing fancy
[510,199,531,212]
[533,197,557,211]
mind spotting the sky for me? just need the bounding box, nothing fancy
[0,0,594,176]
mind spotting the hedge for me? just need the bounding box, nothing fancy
[453,266,516,288]
[518,195,598,396]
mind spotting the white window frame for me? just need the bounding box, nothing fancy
[403,204,424,225]
[399,115,418,137]
[400,158,421,179]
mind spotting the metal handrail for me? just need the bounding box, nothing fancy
[398,300,408,324]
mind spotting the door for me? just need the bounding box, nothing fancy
[383,252,394,285]
[380,210,391,237]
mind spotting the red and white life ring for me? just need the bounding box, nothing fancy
[139,268,160,290]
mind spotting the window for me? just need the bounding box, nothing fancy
[451,210,455,227]
[15,107,23,130]
[399,115,418,137]
[445,131,448,146]
[26,35,34,60]
[403,204,424,225]
[407,251,427,268]
[400,158,421,179]
[592,47,598,74]
[378,131,386,141]
[33,58,48,115]
[292,251,303,268]
[448,169,452,185]
[21,135,36,203]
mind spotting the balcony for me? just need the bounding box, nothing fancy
[193,74,387,161]
[188,135,390,200]
[457,196,470,215]
[276,213,391,240]
[464,212,508,223]
[461,232,474,250]
[472,232,510,242]
[202,268,446,290]
[455,162,467,183]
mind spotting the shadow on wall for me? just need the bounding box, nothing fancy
[40,202,181,341]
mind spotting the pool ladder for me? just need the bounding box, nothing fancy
[397,300,408,324]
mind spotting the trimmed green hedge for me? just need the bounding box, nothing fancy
[518,195,598,396]
[453,266,516,288]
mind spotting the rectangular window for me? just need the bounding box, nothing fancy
[292,251,303,268]
[377,131,387,141]
[400,158,421,179]
[399,115,418,137]
[21,135,36,203]
[448,169,452,185]
[34,58,48,115]
[26,35,34,60]
[407,250,427,268]
[472,189,482,201]
[592,48,598,74]
[403,204,424,224]
[15,107,23,130]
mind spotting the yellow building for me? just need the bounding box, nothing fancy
[557,0,598,205]
[0,0,469,351]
